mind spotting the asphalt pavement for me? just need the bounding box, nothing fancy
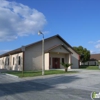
[0,69,100,100]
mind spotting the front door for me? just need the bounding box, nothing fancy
[52,58,60,69]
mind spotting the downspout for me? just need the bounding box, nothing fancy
[21,46,25,75]
[23,51,25,71]
[79,55,80,68]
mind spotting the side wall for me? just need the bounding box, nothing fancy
[11,53,23,71]
[0,52,23,71]
[24,43,42,71]
[81,61,98,66]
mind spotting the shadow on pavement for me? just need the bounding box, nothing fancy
[0,75,82,97]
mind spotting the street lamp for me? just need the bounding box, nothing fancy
[38,30,44,75]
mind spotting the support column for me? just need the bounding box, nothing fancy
[45,53,49,70]
[68,54,71,69]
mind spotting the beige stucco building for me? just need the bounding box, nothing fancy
[0,35,79,71]
[81,54,100,66]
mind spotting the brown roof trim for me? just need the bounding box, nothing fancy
[45,44,73,54]
[0,34,79,57]
[0,48,22,57]
[90,53,100,60]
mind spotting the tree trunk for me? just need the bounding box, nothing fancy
[65,68,68,72]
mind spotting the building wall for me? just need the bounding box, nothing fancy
[24,37,79,70]
[24,42,42,71]
[11,53,23,71]
[81,61,98,66]
[0,57,4,69]
[0,52,23,71]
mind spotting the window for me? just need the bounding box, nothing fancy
[18,56,21,65]
[8,58,9,65]
[5,59,6,65]
[49,57,51,65]
[62,58,64,63]
[13,57,14,65]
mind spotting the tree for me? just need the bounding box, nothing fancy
[73,46,90,62]
[61,63,72,72]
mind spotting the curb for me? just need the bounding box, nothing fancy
[5,73,19,78]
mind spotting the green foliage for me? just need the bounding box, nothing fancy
[61,63,72,68]
[73,46,90,62]
[61,63,72,72]
[4,70,77,77]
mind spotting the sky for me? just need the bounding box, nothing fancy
[0,0,100,54]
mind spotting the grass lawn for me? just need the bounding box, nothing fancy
[4,70,78,77]
[80,65,100,70]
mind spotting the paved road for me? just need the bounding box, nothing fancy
[0,70,100,100]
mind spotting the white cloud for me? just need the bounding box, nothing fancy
[90,50,94,54]
[90,50,100,54]
[88,40,100,54]
[95,44,100,49]
[0,0,47,41]
[97,40,100,43]
[42,31,49,34]
[0,50,10,54]
[88,41,95,44]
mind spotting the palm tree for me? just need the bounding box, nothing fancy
[61,63,72,72]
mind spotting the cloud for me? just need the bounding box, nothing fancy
[0,50,10,54]
[88,40,100,44]
[95,44,100,49]
[88,41,95,44]
[90,50,96,54]
[90,50,100,54]
[42,31,49,34]
[89,40,100,54]
[0,0,47,41]
[97,40,100,43]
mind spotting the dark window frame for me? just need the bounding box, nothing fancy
[13,57,14,65]
[18,56,21,65]
[8,58,9,65]
[62,58,64,63]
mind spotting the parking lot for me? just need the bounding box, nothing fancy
[0,69,100,100]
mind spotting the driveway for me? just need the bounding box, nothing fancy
[0,69,100,100]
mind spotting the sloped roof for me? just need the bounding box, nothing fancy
[90,54,100,61]
[0,34,79,57]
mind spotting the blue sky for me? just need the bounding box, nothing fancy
[0,0,100,54]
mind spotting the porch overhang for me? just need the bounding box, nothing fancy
[45,44,73,54]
